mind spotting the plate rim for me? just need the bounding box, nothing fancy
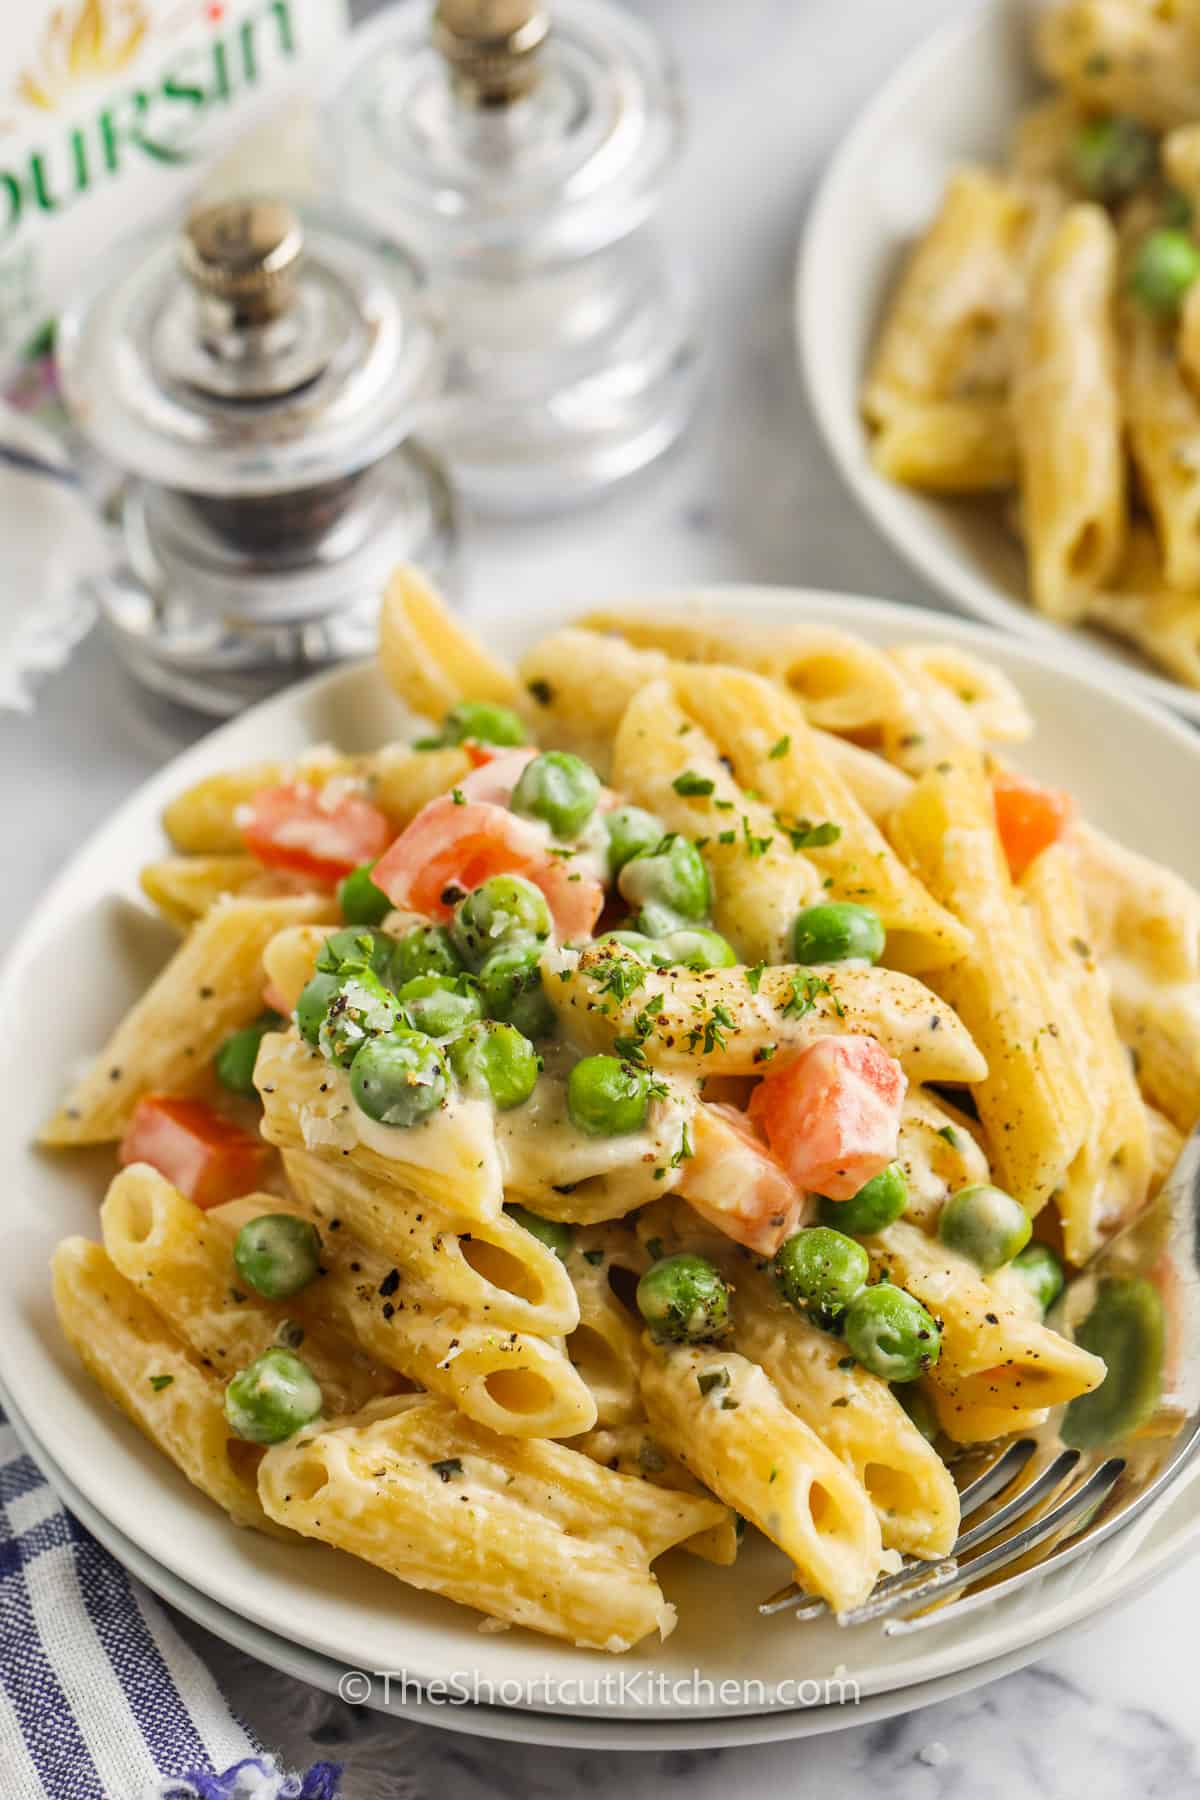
[5,581,1200,1720]
[794,0,1200,725]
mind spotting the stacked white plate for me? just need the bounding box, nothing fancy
[4,588,1199,1747]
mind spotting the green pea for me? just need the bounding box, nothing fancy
[448,1021,540,1110]
[633,899,688,939]
[318,966,401,1069]
[938,1183,1032,1274]
[477,940,556,1039]
[819,1162,907,1236]
[1009,1242,1066,1317]
[223,1348,322,1445]
[450,874,552,967]
[316,926,394,981]
[619,833,712,925]
[605,805,664,877]
[636,1254,731,1343]
[506,1203,574,1259]
[1069,114,1156,202]
[349,1027,449,1128]
[214,1010,282,1097]
[657,926,738,970]
[440,699,527,747]
[512,750,601,838]
[1062,1276,1165,1450]
[774,1227,869,1323]
[567,1054,654,1136]
[843,1284,942,1382]
[387,923,464,988]
[1130,228,1200,315]
[895,1382,938,1443]
[792,901,885,965]
[336,862,391,927]
[396,973,482,1039]
[233,1213,322,1300]
[296,971,342,1048]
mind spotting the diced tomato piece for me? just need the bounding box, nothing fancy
[372,793,605,938]
[991,767,1075,880]
[748,1035,906,1201]
[119,1095,271,1210]
[680,1102,809,1255]
[457,747,538,807]
[241,782,392,884]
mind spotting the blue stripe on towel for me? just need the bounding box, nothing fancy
[0,1443,105,1800]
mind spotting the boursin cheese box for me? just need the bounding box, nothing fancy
[0,0,348,368]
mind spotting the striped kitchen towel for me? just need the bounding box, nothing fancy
[0,1410,341,1800]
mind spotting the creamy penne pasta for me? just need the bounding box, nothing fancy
[48,577,1197,1648]
[258,1393,723,1650]
[865,1,1200,691]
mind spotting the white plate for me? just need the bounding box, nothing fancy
[1,1383,1102,1751]
[4,585,1200,1731]
[797,0,1200,724]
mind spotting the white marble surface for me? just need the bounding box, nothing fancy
[5,0,1200,1791]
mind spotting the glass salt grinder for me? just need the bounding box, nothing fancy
[330,0,702,514]
[55,196,458,717]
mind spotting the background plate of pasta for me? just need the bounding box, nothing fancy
[801,0,1200,720]
[4,575,1200,1727]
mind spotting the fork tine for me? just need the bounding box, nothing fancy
[759,1434,1040,1618]
[955,1437,1038,1519]
[952,1447,1081,1556]
[863,1457,1126,1631]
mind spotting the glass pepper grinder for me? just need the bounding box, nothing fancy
[55,196,458,717]
[330,0,702,514]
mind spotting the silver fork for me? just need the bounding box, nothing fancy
[760,1125,1200,1633]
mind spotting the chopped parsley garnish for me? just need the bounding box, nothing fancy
[753,1043,778,1063]
[590,956,646,1003]
[782,972,840,1019]
[687,1002,735,1056]
[431,1458,464,1482]
[451,788,466,806]
[746,961,766,994]
[768,735,790,760]
[937,1124,961,1148]
[775,813,842,851]
[714,798,735,813]
[148,1374,174,1392]
[741,816,773,858]
[672,770,716,797]
[717,829,737,846]
[670,1122,693,1168]
[697,1366,730,1396]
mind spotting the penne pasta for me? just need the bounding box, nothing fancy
[1021,844,1151,1259]
[281,1148,580,1337]
[101,1165,399,1418]
[891,753,1089,1212]
[553,943,987,1085]
[378,564,521,723]
[865,1221,1106,1442]
[42,893,337,1146]
[640,1341,885,1614]
[52,1236,286,1536]
[1012,205,1126,622]
[215,1196,597,1440]
[257,1393,724,1650]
